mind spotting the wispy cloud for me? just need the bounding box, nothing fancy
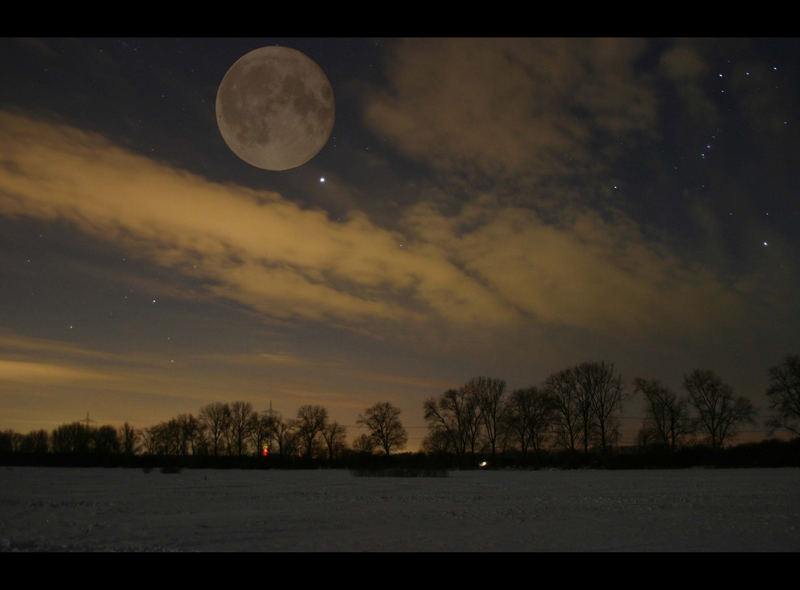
[362,38,659,199]
[0,107,755,345]
[0,359,109,383]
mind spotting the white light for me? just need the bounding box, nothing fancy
[319,177,325,183]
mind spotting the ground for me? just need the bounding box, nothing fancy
[1,466,798,551]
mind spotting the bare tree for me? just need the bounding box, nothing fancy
[575,361,624,452]
[357,402,408,456]
[51,422,91,454]
[250,411,279,456]
[321,421,347,460]
[271,412,296,455]
[0,430,17,453]
[93,425,120,455]
[173,414,202,456]
[634,378,692,450]
[139,424,162,455]
[465,377,506,457]
[684,369,757,448]
[545,368,582,453]
[423,392,462,457]
[199,402,231,456]
[294,405,328,458]
[19,429,50,454]
[421,427,453,455]
[506,386,553,459]
[228,401,256,456]
[765,354,800,437]
[352,432,379,454]
[147,420,181,455]
[119,422,139,455]
[423,387,482,459]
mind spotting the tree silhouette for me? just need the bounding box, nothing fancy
[684,369,757,448]
[635,377,691,450]
[575,361,624,452]
[228,401,256,456]
[765,354,800,437]
[199,402,231,456]
[119,422,139,455]
[143,421,173,455]
[321,421,347,460]
[294,405,328,458]
[93,425,120,455]
[424,387,482,459]
[421,427,453,455]
[271,412,297,455]
[18,429,49,454]
[506,387,553,459]
[356,401,408,456]
[249,411,278,456]
[465,377,507,458]
[0,430,15,453]
[545,368,582,454]
[51,422,91,454]
[352,432,379,454]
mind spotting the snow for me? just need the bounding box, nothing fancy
[1,466,798,551]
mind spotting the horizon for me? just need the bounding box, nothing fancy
[1,38,798,452]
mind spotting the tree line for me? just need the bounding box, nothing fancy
[1,355,798,468]
[0,400,409,463]
[419,355,798,466]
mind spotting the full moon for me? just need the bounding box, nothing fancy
[215,46,335,171]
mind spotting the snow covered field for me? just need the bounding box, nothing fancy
[1,466,798,551]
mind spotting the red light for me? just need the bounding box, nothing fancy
[262,446,268,457]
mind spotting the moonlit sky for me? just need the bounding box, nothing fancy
[1,37,798,449]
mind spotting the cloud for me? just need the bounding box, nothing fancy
[0,359,108,383]
[362,38,659,199]
[0,330,311,418]
[658,40,719,126]
[0,109,754,344]
[403,197,747,338]
[195,351,337,368]
[0,111,489,331]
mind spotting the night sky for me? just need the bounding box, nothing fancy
[1,37,798,450]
